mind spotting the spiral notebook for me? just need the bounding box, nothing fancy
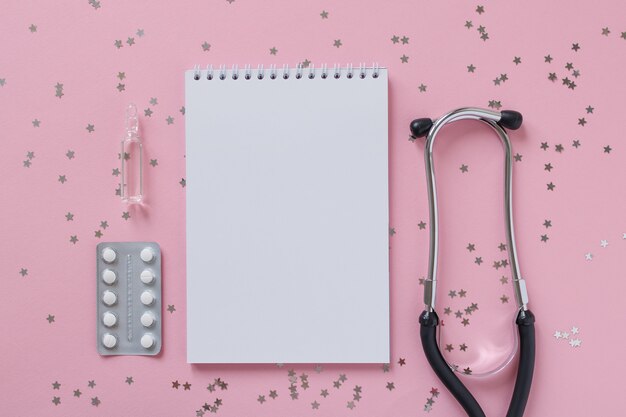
[185,64,389,363]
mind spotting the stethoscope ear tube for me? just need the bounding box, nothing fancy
[419,310,486,417]
[419,309,536,417]
[506,309,535,417]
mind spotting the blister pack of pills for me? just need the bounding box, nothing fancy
[96,242,162,356]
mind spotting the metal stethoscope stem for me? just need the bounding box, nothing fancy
[420,107,528,316]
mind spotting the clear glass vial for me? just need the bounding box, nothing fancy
[121,104,143,203]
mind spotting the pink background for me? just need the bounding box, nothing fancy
[2,0,626,415]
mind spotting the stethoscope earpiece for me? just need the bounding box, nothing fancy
[499,110,523,130]
[409,118,433,139]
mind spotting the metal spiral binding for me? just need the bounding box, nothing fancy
[192,63,381,80]
[321,63,328,79]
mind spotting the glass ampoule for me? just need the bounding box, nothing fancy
[121,103,143,203]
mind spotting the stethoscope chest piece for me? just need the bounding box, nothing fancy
[410,108,535,417]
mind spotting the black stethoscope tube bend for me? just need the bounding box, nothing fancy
[419,309,535,417]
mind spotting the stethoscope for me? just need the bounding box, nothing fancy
[409,108,535,417]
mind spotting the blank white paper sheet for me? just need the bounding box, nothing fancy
[185,66,389,363]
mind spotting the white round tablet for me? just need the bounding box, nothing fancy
[140,290,154,306]
[140,247,155,263]
[102,311,117,327]
[140,269,155,284]
[102,290,117,306]
[140,312,155,327]
[102,247,117,263]
[102,269,117,285]
[140,334,155,349]
[102,333,117,349]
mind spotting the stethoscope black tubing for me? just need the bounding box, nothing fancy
[506,310,535,417]
[419,309,535,417]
